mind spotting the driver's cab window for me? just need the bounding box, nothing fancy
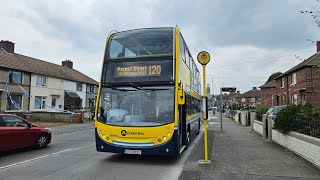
[2,116,28,127]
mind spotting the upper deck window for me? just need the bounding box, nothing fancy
[108,28,173,59]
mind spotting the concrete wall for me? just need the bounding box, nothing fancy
[253,120,263,135]
[235,111,240,123]
[272,130,320,168]
[29,74,65,112]
[31,112,72,122]
[240,111,248,126]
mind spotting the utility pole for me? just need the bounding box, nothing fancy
[220,87,223,131]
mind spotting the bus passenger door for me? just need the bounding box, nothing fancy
[179,104,187,147]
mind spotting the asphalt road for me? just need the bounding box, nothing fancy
[0,127,201,180]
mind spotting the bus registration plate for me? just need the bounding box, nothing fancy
[124,149,141,155]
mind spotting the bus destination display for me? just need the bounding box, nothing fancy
[115,65,161,77]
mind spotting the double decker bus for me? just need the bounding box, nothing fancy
[95,27,201,156]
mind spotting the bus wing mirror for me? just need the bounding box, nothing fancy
[177,89,185,105]
[202,97,208,119]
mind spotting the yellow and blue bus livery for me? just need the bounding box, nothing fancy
[95,27,201,156]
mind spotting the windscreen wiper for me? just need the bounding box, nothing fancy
[103,84,137,92]
[127,82,169,91]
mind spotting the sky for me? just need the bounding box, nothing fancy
[0,0,319,94]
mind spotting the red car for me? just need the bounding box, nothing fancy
[0,114,51,152]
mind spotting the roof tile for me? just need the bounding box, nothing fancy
[0,50,98,85]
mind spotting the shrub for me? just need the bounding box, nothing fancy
[274,104,300,133]
[256,104,269,114]
[274,104,320,137]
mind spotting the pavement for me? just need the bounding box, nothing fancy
[179,112,320,180]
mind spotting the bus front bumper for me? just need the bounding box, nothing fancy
[95,129,179,156]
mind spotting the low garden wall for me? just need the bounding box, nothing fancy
[31,112,72,122]
[253,120,263,135]
[272,130,320,168]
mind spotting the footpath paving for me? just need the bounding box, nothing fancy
[179,113,320,180]
[50,121,94,135]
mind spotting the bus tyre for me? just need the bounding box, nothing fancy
[35,135,48,149]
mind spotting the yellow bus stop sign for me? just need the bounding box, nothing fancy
[197,51,210,65]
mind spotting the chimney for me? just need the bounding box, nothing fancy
[0,40,14,53]
[317,41,320,53]
[62,60,73,69]
[237,91,240,94]
[253,87,257,90]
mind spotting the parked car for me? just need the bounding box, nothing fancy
[0,114,52,152]
[266,105,287,118]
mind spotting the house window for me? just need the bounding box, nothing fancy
[291,73,297,85]
[241,98,245,102]
[291,94,298,105]
[250,97,255,102]
[89,99,95,109]
[36,75,47,86]
[9,70,22,84]
[281,78,285,88]
[301,91,306,105]
[94,86,97,93]
[6,95,22,110]
[76,82,83,91]
[51,96,58,108]
[89,85,95,93]
[35,96,46,109]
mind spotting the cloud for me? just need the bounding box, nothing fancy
[0,0,319,93]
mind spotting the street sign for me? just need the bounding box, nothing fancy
[221,87,236,92]
[197,51,211,65]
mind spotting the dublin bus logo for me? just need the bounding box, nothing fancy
[121,130,127,136]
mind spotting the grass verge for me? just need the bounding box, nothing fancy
[32,121,70,127]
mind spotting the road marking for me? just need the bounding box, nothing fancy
[0,143,94,171]
[210,117,218,119]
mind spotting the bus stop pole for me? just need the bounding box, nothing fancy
[202,65,209,162]
[197,51,211,164]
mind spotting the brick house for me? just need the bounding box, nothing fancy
[237,87,261,108]
[228,91,241,105]
[273,42,320,107]
[259,80,276,107]
[0,40,98,113]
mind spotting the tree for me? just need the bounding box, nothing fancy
[266,72,282,83]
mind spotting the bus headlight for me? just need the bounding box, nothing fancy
[103,134,106,138]
[163,136,167,140]
[167,133,171,137]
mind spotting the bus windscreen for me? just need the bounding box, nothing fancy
[107,28,173,59]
